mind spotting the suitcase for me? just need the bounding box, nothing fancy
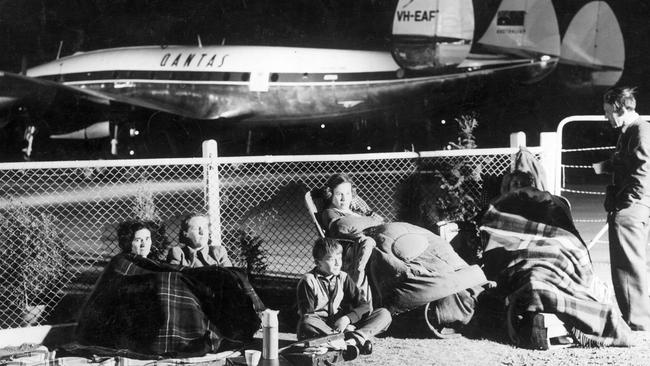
[277,333,354,366]
[281,349,344,366]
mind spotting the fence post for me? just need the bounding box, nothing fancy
[508,132,526,170]
[509,131,526,148]
[202,140,221,246]
[539,132,559,195]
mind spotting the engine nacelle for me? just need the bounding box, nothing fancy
[391,0,474,72]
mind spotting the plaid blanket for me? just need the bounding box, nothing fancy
[74,254,263,359]
[480,205,632,347]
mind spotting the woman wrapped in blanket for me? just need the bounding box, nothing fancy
[480,170,633,347]
[319,174,384,296]
[73,219,263,358]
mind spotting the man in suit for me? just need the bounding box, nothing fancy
[598,87,650,330]
[167,213,232,267]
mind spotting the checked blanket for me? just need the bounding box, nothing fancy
[74,253,264,359]
[480,205,633,347]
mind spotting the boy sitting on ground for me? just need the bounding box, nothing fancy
[296,238,392,353]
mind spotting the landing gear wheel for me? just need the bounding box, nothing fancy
[22,125,36,159]
[424,301,462,339]
[343,345,359,361]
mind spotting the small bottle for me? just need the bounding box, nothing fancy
[261,309,279,360]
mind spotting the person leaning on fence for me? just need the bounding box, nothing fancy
[167,212,232,267]
[319,173,383,296]
[296,237,392,350]
[594,86,650,331]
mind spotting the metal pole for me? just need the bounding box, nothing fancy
[540,132,558,195]
[588,223,609,250]
[202,140,221,246]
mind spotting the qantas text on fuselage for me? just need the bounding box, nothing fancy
[159,53,229,68]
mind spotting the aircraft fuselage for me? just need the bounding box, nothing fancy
[25,45,550,124]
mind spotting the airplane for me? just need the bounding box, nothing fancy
[0,0,631,160]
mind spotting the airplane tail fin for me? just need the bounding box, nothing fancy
[477,0,560,60]
[559,1,624,87]
[391,0,474,71]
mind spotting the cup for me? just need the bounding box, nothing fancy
[592,162,603,174]
[593,160,608,175]
[245,350,261,366]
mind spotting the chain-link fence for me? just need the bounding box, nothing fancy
[0,143,545,329]
[0,159,208,329]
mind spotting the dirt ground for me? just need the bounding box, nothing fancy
[343,329,650,366]
[267,299,650,366]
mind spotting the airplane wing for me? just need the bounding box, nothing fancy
[0,71,111,111]
[0,71,229,120]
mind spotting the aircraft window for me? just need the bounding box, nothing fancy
[270,73,279,82]
[112,71,119,79]
[223,72,230,81]
[241,73,250,82]
[149,71,155,79]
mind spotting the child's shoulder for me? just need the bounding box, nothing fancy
[298,271,349,285]
[299,270,318,283]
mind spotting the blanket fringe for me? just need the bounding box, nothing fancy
[569,327,613,348]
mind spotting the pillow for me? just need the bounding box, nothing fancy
[370,222,431,262]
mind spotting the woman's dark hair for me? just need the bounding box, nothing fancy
[117,220,151,253]
[178,212,208,246]
[321,173,356,204]
[500,170,536,195]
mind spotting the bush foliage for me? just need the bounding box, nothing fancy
[399,113,483,263]
[0,202,68,308]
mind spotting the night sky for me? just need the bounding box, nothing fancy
[0,0,395,72]
[1,0,650,158]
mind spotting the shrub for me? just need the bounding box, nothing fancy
[398,113,483,263]
[0,202,68,325]
[235,208,275,276]
[236,229,268,276]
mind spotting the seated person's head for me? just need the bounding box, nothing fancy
[313,238,343,276]
[179,212,210,249]
[117,220,152,257]
[322,173,356,211]
[501,170,535,195]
